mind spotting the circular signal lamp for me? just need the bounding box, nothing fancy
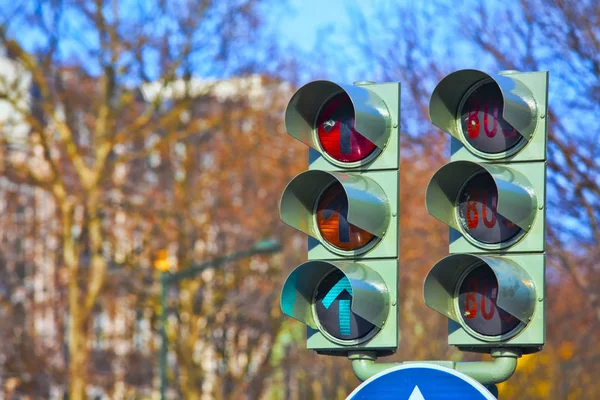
[456,172,522,245]
[457,264,521,337]
[316,92,377,163]
[459,80,525,155]
[316,182,375,251]
[314,269,377,341]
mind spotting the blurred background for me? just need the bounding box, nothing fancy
[0,0,597,398]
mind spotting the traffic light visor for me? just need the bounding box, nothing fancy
[425,161,537,248]
[423,254,536,340]
[429,70,538,156]
[315,181,376,251]
[285,81,391,166]
[280,261,390,332]
[280,170,390,254]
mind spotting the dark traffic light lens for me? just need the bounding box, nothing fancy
[314,269,376,341]
[316,182,375,251]
[457,173,522,244]
[458,264,520,337]
[317,93,377,163]
[460,81,523,154]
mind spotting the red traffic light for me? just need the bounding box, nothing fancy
[459,81,524,155]
[284,81,396,168]
[317,93,377,163]
[458,264,521,337]
[456,172,522,245]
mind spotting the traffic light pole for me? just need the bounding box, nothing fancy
[158,239,282,400]
[159,273,169,400]
[349,348,520,385]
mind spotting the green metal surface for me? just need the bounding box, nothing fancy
[279,80,401,357]
[163,239,281,284]
[349,349,520,385]
[252,238,283,254]
[494,73,537,141]
[423,69,548,356]
[279,169,399,260]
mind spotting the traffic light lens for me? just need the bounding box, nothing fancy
[460,81,524,154]
[314,269,376,341]
[316,182,375,251]
[317,93,377,163]
[457,173,522,244]
[458,264,520,337]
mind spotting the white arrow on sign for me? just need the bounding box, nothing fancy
[408,386,425,400]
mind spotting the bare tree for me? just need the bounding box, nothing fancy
[0,0,284,398]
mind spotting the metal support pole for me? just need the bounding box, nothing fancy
[156,239,280,399]
[167,239,282,284]
[349,349,520,387]
[159,273,169,400]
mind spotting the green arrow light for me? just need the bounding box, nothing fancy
[322,275,353,309]
[321,275,354,336]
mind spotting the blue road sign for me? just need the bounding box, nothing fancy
[347,364,498,400]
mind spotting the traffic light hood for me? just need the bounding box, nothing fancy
[425,160,537,232]
[285,80,391,152]
[280,260,390,328]
[423,254,536,326]
[279,170,390,241]
[429,69,538,142]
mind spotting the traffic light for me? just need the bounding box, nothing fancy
[423,70,548,353]
[279,81,400,355]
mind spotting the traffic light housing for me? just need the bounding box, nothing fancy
[423,70,548,353]
[279,81,400,355]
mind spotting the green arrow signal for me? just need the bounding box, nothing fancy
[322,275,353,336]
[322,275,353,308]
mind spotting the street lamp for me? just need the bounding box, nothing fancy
[158,238,282,399]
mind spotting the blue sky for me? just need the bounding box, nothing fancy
[0,0,593,252]
[0,0,367,82]
[267,0,485,83]
[273,0,354,52]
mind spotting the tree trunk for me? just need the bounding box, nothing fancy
[67,186,108,399]
[68,310,89,400]
[62,203,89,399]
